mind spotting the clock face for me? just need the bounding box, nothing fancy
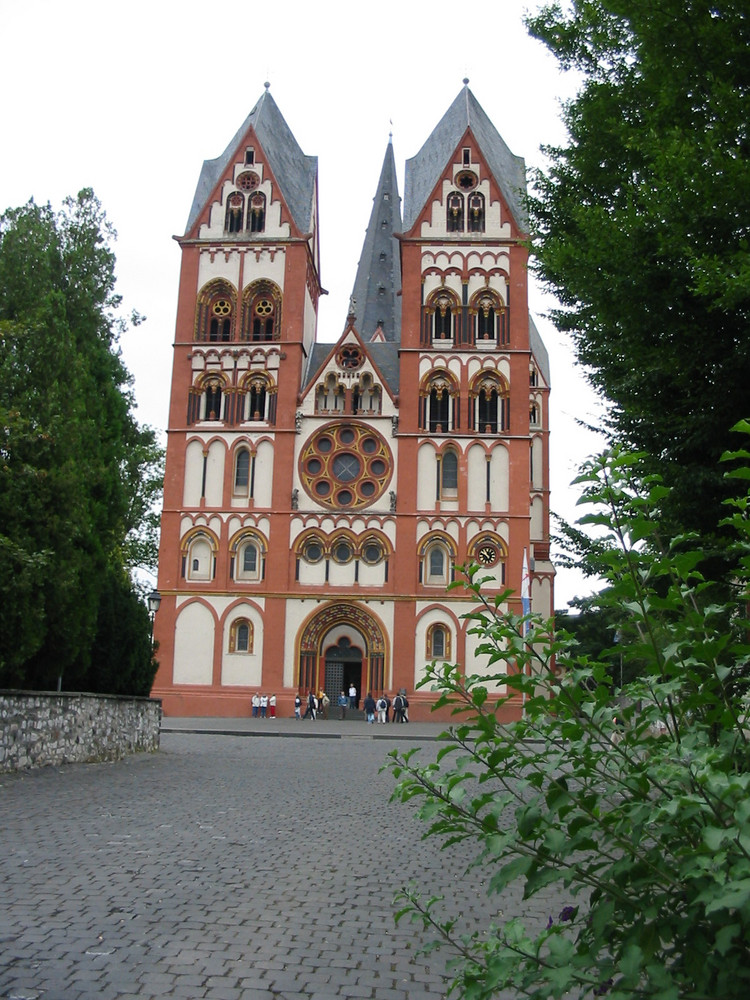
[477,544,498,566]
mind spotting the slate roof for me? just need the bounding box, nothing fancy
[185,86,317,237]
[403,84,528,233]
[348,140,403,343]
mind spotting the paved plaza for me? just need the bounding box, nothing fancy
[1,722,557,1000]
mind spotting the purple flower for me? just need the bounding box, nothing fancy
[559,906,576,922]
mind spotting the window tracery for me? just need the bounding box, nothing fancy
[195,280,236,342]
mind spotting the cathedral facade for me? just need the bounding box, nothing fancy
[151,83,553,720]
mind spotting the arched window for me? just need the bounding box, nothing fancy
[467,192,485,233]
[426,623,451,660]
[431,290,456,341]
[446,192,464,232]
[229,618,254,653]
[439,448,459,499]
[234,448,251,495]
[183,532,216,581]
[421,372,457,433]
[243,375,269,421]
[421,538,453,587]
[195,280,236,342]
[232,533,265,583]
[353,372,381,414]
[472,373,509,434]
[225,192,244,233]
[473,292,502,342]
[315,373,345,413]
[530,403,540,427]
[202,378,224,421]
[247,192,266,233]
[242,281,281,342]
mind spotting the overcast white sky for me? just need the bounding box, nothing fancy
[0,0,605,607]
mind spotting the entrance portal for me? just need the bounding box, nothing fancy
[297,602,387,709]
[323,637,362,710]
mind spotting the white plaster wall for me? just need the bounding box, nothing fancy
[221,604,264,686]
[417,443,436,510]
[183,440,205,507]
[173,602,215,685]
[241,250,286,290]
[467,444,488,511]
[531,496,543,539]
[196,249,241,290]
[254,440,274,507]
[413,607,458,689]
[205,440,225,507]
[532,436,544,491]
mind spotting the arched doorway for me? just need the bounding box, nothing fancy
[296,602,387,708]
[323,636,362,709]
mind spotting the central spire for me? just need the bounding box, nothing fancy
[349,141,402,342]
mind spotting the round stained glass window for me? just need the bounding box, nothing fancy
[332,541,353,563]
[298,422,393,510]
[333,453,361,482]
[304,540,323,562]
[363,543,382,564]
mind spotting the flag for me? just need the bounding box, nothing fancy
[521,548,531,635]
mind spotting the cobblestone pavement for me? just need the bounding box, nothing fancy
[1,728,560,1000]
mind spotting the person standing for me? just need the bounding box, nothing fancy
[392,692,403,723]
[338,691,348,720]
[269,694,276,718]
[294,693,302,720]
[303,691,316,720]
[320,691,330,720]
[363,691,376,724]
[251,692,260,718]
[259,693,268,719]
[376,694,387,724]
[348,683,357,710]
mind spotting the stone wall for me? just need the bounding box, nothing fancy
[0,691,162,772]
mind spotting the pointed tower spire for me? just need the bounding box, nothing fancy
[349,139,402,342]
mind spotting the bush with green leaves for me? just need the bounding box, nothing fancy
[388,439,750,1000]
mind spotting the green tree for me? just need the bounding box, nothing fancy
[388,442,750,999]
[526,1,750,547]
[0,192,163,692]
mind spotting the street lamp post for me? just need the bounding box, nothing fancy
[147,590,162,643]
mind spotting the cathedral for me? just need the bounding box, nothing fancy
[151,82,553,721]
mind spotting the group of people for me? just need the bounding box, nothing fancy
[250,693,276,718]
[295,690,331,720]
[362,691,409,724]
[256,688,410,722]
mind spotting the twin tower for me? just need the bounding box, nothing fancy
[152,83,553,721]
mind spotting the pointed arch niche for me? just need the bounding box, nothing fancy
[295,602,388,701]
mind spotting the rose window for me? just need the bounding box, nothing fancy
[299,423,392,510]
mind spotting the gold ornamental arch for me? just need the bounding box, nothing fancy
[296,602,388,695]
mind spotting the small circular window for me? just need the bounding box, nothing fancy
[236,171,260,190]
[332,540,353,564]
[362,541,383,565]
[303,539,324,563]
